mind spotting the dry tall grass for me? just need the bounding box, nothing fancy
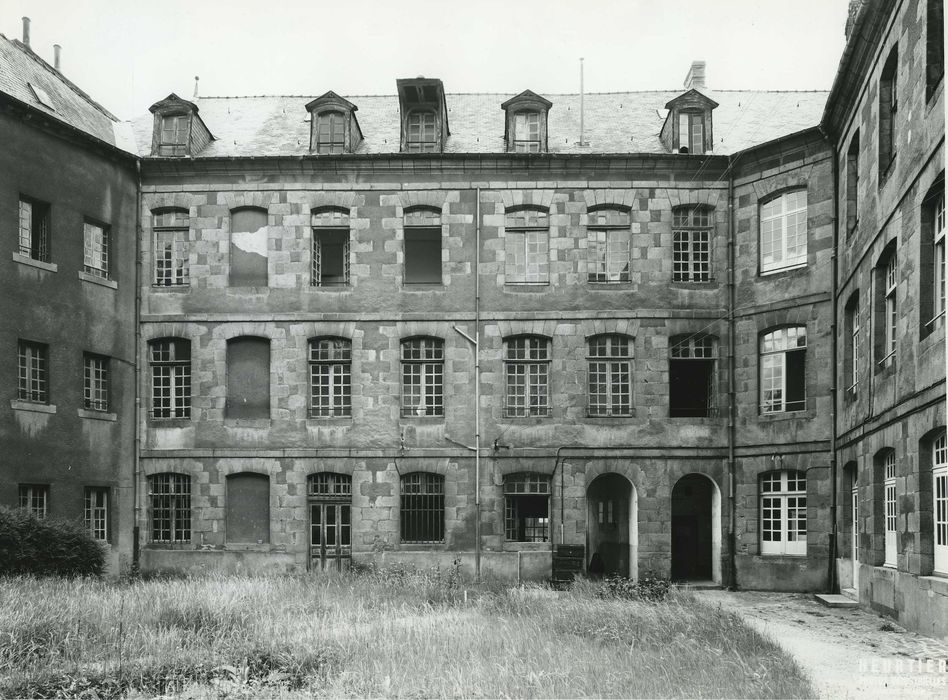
[0,568,815,698]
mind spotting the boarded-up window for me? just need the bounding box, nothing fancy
[226,472,270,543]
[226,337,270,419]
[230,208,268,287]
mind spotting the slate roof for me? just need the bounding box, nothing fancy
[130,89,828,158]
[0,33,133,152]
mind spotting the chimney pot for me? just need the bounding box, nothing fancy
[684,60,707,90]
[53,44,61,71]
[22,17,30,47]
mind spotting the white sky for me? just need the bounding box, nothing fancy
[2,0,850,121]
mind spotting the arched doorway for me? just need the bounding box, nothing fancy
[586,473,637,579]
[671,473,721,583]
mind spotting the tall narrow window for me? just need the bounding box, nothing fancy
[883,451,897,567]
[312,207,350,287]
[933,433,948,575]
[401,337,444,417]
[404,207,442,284]
[226,473,270,544]
[935,192,946,323]
[880,252,898,367]
[400,472,444,543]
[17,340,48,404]
[760,190,807,273]
[845,294,860,395]
[230,207,268,287]
[922,179,946,335]
[226,337,270,420]
[846,132,860,238]
[673,206,712,282]
[505,208,549,284]
[154,209,189,286]
[84,487,109,541]
[19,484,49,519]
[879,47,898,177]
[315,111,346,154]
[149,473,190,542]
[309,337,351,418]
[587,208,631,283]
[760,326,806,413]
[158,114,189,156]
[406,111,437,153]
[928,0,945,102]
[505,336,550,417]
[760,470,807,556]
[678,111,704,154]
[504,473,550,541]
[514,112,541,152]
[83,221,110,279]
[83,353,109,412]
[149,338,191,419]
[669,335,715,417]
[18,196,50,262]
[587,334,632,416]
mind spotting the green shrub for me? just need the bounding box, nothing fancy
[0,506,105,577]
[597,570,671,602]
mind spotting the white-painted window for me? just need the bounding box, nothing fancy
[406,111,437,153]
[673,206,712,282]
[312,207,350,287]
[760,326,806,413]
[514,111,541,153]
[83,353,109,412]
[19,484,48,519]
[149,338,191,419]
[505,335,550,417]
[587,334,632,416]
[934,192,946,323]
[149,473,190,542]
[17,339,48,404]
[309,337,351,418]
[884,451,897,567]
[505,208,549,284]
[401,337,444,417]
[933,433,948,575]
[760,470,807,555]
[83,221,109,279]
[587,208,631,283]
[18,196,50,262]
[154,209,189,286]
[84,487,109,541]
[760,190,807,273]
[882,253,898,366]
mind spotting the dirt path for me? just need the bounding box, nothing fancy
[695,590,948,699]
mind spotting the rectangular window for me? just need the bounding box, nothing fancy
[505,336,550,418]
[315,111,346,154]
[83,353,109,412]
[673,207,712,282]
[933,433,948,575]
[401,338,444,417]
[845,294,859,394]
[879,48,898,177]
[884,451,897,567]
[505,208,549,284]
[760,190,807,273]
[514,112,541,153]
[846,132,860,238]
[309,338,351,418]
[760,327,806,413]
[760,471,807,556]
[230,208,268,287]
[587,335,632,416]
[882,254,897,366]
[587,209,631,283]
[678,112,704,155]
[404,208,442,285]
[504,473,550,541]
[928,0,945,102]
[312,208,350,287]
[225,337,270,419]
[154,209,189,286]
[406,112,437,153]
[400,472,444,543]
[158,114,189,156]
[17,340,48,404]
[149,473,191,542]
[934,193,946,323]
[83,222,109,279]
[18,196,51,262]
[670,335,715,417]
[150,338,191,419]
[84,487,109,541]
[19,484,49,519]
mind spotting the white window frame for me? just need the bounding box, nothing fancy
[315,110,346,154]
[587,334,632,416]
[933,433,948,575]
[678,111,704,155]
[848,298,860,393]
[149,338,191,419]
[406,111,437,153]
[505,209,549,284]
[84,487,109,541]
[514,111,541,153]
[17,339,48,404]
[587,208,631,283]
[309,337,351,418]
[83,353,109,412]
[83,221,109,279]
[149,473,191,543]
[760,470,807,556]
[401,337,444,417]
[760,190,808,273]
[504,336,550,418]
[881,254,897,367]
[760,327,807,413]
[673,207,712,282]
[933,193,946,325]
[884,451,897,567]
[153,209,189,286]
[19,483,49,519]
[311,208,351,287]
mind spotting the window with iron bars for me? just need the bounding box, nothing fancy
[673,206,712,282]
[149,338,191,419]
[315,111,346,154]
[587,334,632,417]
[17,340,48,404]
[760,470,806,555]
[83,353,109,411]
[513,111,541,152]
[149,473,191,542]
[308,472,352,499]
[505,208,549,284]
[400,472,444,543]
[505,335,550,417]
[587,208,631,283]
[19,484,48,519]
[83,221,109,279]
[406,111,438,153]
[154,209,189,286]
[504,473,550,542]
[309,338,351,418]
[669,335,715,417]
[312,207,350,286]
[84,487,109,541]
[401,337,444,417]
[18,196,51,262]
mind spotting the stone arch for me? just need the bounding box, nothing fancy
[671,472,722,583]
[586,471,638,580]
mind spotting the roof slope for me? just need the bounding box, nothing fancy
[130,89,827,158]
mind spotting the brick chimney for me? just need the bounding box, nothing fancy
[845,0,865,39]
[54,44,61,71]
[21,16,30,47]
[684,61,706,90]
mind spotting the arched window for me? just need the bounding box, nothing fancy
[587,208,631,283]
[587,334,632,416]
[225,473,270,544]
[401,472,444,543]
[760,190,807,273]
[401,337,444,417]
[226,336,270,419]
[153,208,189,286]
[505,207,549,284]
[309,337,351,418]
[315,111,346,154]
[149,473,190,542]
[760,326,806,413]
[312,207,350,287]
[759,470,806,555]
[229,207,268,287]
[669,334,716,417]
[844,293,860,396]
[504,335,551,417]
[504,473,550,541]
[149,338,190,419]
[406,111,437,153]
[673,206,712,282]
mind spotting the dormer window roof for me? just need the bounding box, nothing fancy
[396,77,449,153]
[501,90,552,153]
[305,91,363,154]
[148,93,213,157]
[661,88,718,155]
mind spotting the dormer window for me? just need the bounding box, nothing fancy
[678,111,704,155]
[501,90,552,154]
[159,114,189,156]
[148,93,213,157]
[660,64,717,156]
[406,111,438,153]
[514,112,540,152]
[396,78,449,154]
[315,111,346,154]
[306,92,362,155]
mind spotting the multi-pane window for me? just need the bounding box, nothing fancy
[505,336,550,418]
[673,206,712,282]
[760,326,806,413]
[883,451,897,567]
[404,207,442,284]
[18,196,50,262]
[401,337,444,417]
[760,190,807,273]
[83,353,109,411]
[406,111,437,153]
[678,111,704,154]
[933,192,946,324]
[149,338,191,419]
[158,114,189,156]
[149,473,191,543]
[505,208,549,284]
[400,472,444,543]
[309,337,351,418]
[308,472,352,498]
[846,132,860,238]
[83,221,109,279]
[17,340,48,404]
[84,487,109,541]
[928,0,945,102]
[760,470,807,555]
[845,294,860,394]
[882,253,898,366]
[587,208,631,283]
[933,433,948,575]
[669,335,715,417]
[504,473,550,542]
[315,111,346,154]
[587,334,632,417]
[879,48,898,176]
[19,484,48,519]
[154,209,189,286]
[312,207,350,287]
[514,111,541,152]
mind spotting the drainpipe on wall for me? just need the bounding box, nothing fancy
[474,187,481,581]
[132,160,143,573]
[826,126,840,594]
[727,162,738,589]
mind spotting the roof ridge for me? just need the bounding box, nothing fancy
[196,88,828,101]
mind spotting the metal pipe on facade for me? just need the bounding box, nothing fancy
[579,58,585,147]
[474,187,482,580]
[727,162,738,589]
[132,159,143,572]
[827,127,841,594]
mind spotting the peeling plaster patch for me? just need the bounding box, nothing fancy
[153,426,193,450]
[231,227,268,256]
[13,410,50,438]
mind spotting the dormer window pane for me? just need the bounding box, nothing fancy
[515,112,541,153]
[407,112,437,153]
[159,115,189,156]
[678,113,704,155]
[316,111,346,154]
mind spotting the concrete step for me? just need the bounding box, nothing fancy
[840,587,858,601]
[814,593,860,608]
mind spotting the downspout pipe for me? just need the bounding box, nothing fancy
[826,126,840,594]
[474,187,481,581]
[132,159,143,573]
[727,160,738,589]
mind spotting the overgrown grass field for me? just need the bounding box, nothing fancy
[0,568,815,698]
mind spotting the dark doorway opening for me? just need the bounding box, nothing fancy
[671,474,714,580]
[586,473,633,577]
